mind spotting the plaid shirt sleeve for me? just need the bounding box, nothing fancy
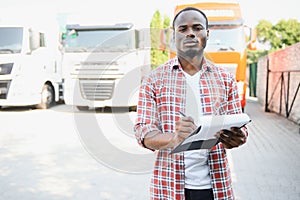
[225,71,249,138]
[134,71,160,149]
[134,60,187,199]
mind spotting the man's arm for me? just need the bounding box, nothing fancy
[216,74,248,149]
[143,116,197,150]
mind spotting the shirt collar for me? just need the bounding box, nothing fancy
[171,56,211,72]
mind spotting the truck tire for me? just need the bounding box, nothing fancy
[129,106,137,112]
[36,84,55,109]
[76,106,89,111]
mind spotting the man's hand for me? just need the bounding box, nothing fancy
[173,116,197,147]
[143,116,197,150]
[215,127,247,149]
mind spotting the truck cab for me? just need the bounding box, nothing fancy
[0,25,63,109]
[61,23,150,110]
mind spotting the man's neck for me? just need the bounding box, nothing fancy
[179,55,204,76]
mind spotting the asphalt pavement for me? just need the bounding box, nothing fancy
[229,98,300,200]
[0,99,299,200]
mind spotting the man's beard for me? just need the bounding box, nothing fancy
[180,49,199,59]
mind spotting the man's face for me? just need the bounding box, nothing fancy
[174,10,209,58]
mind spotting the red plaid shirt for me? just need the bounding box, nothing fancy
[134,57,247,200]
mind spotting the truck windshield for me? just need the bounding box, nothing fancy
[206,26,246,52]
[0,27,23,54]
[63,29,135,52]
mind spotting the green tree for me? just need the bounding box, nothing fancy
[276,19,300,49]
[248,19,300,64]
[150,10,171,69]
[256,19,300,51]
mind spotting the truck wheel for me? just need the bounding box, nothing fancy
[76,106,89,111]
[36,84,55,109]
[129,106,137,112]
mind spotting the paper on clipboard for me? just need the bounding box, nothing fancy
[170,113,251,154]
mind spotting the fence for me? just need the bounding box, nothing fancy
[256,43,300,124]
[265,64,300,118]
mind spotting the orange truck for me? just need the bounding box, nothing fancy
[169,1,256,111]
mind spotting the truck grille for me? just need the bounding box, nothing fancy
[0,80,11,99]
[71,62,124,101]
[70,62,124,79]
[80,80,115,100]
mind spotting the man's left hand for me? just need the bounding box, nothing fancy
[215,127,247,149]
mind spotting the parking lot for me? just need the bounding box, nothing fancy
[0,99,299,200]
[0,104,154,200]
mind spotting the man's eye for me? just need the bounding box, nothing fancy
[178,27,186,32]
[194,26,205,31]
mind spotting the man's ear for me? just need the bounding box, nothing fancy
[206,29,209,40]
[172,29,175,40]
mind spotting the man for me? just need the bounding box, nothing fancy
[134,7,247,200]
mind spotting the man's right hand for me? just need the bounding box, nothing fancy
[143,116,197,150]
[173,116,197,146]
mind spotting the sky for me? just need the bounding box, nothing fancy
[0,0,299,29]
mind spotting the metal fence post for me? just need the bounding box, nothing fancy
[265,57,270,112]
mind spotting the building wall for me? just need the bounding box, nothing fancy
[257,42,300,124]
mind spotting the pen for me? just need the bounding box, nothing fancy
[178,111,197,126]
[239,120,252,128]
[178,111,186,117]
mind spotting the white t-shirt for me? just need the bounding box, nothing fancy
[182,70,212,190]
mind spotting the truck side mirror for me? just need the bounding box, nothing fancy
[244,26,257,51]
[248,28,257,50]
[250,28,257,43]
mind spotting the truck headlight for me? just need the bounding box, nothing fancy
[0,63,14,75]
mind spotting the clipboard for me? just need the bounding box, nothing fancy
[170,113,251,154]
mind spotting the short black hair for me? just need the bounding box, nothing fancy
[172,7,208,30]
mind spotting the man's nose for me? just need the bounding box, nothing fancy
[186,28,195,38]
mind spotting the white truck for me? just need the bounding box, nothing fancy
[0,24,63,109]
[61,23,150,111]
